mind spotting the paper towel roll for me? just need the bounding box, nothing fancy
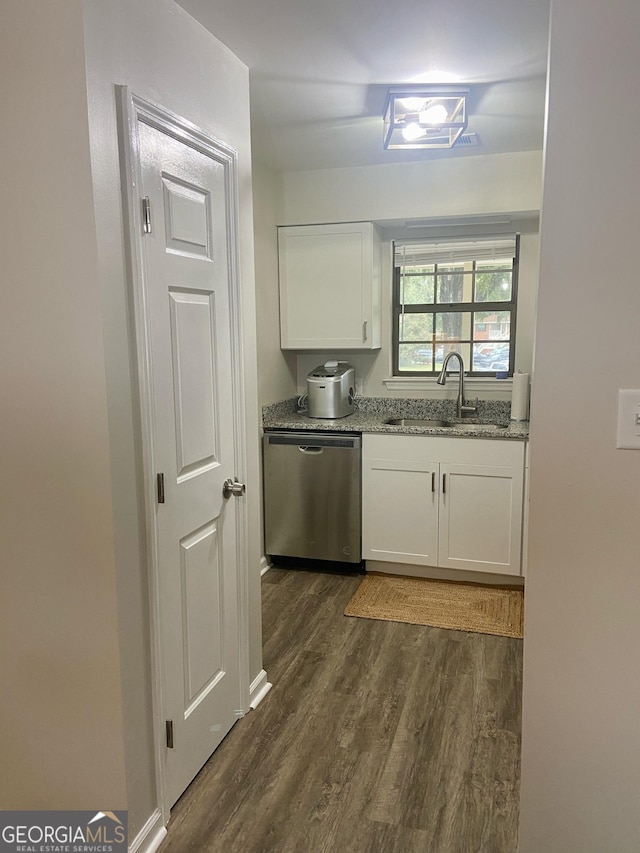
[510,372,530,421]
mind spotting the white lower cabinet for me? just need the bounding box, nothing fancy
[362,434,526,576]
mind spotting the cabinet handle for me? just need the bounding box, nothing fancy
[431,471,435,493]
[442,473,446,494]
[362,320,368,343]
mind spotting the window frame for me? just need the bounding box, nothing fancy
[391,235,520,377]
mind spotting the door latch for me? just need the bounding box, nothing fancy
[223,478,246,499]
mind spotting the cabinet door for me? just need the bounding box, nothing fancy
[362,456,439,565]
[438,461,524,575]
[278,222,381,349]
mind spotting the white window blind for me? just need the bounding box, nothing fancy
[394,235,518,267]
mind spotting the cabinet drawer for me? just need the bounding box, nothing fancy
[364,434,525,467]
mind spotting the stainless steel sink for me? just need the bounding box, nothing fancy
[384,417,507,431]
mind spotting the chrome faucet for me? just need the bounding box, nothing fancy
[437,351,477,418]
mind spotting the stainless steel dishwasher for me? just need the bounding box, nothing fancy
[263,431,361,564]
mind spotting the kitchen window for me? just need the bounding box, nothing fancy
[392,235,519,377]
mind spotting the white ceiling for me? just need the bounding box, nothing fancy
[177,0,550,172]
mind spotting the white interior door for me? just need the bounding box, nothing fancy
[138,120,242,808]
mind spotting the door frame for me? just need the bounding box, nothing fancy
[116,87,250,823]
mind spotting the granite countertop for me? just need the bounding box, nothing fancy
[263,397,529,441]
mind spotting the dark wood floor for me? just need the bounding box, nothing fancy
[161,567,522,853]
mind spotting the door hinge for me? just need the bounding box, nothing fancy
[157,473,165,504]
[142,196,152,234]
[165,720,174,749]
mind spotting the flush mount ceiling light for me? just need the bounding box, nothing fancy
[383,87,469,150]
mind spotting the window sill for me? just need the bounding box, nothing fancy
[383,376,513,393]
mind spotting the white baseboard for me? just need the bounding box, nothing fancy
[366,560,524,587]
[129,808,167,853]
[260,555,271,576]
[249,668,273,710]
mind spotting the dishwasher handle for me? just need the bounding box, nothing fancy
[298,445,323,454]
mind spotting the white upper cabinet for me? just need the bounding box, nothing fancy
[278,222,382,349]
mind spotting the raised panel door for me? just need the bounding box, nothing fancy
[139,120,241,808]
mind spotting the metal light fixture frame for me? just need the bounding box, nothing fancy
[383,86,469,150]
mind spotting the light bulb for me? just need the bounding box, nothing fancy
[419,103,449,125]
[402,122,427,142]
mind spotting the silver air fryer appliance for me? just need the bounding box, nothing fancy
[307,361,355,419]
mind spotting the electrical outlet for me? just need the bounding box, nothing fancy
[616,390,640,449]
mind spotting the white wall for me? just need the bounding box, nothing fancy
[0,1,126,809]
[82,0,263,838]
[252,160,297,407]
[282,150,542,225]
[518,1,640,850]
